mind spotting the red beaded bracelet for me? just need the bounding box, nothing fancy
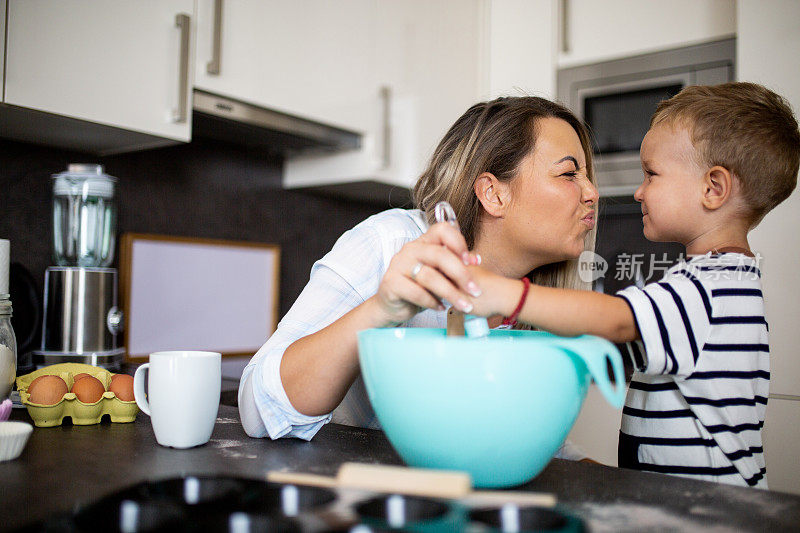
[501,277,531,327]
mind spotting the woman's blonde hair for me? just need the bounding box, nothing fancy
[413,95,597,293]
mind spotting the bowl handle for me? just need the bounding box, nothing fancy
[554,336,626,408]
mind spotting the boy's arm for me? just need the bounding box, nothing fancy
[522,285,639,343]
[469,268,640,343]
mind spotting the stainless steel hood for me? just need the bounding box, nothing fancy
[192,89,362,156]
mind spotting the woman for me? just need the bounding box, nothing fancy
[239,96,599,450]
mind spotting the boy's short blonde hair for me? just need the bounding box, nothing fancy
[651,82,800,226]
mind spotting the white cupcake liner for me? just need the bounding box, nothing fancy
[0,421,33,462]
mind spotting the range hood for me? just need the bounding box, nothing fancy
[193,89,413,206]
[192,89,362,156]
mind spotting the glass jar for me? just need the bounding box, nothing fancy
[52,164,117,267]
[0,298,17,399]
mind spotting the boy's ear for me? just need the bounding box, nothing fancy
[474,172,511,217]
[701,166,733,210]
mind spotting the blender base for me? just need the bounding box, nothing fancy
[33,348,125,371]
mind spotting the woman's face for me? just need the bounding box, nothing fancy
[503,117,598,267]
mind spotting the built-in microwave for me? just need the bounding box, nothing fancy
[557,38,735,196]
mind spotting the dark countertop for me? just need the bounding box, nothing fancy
[2,404,799,532]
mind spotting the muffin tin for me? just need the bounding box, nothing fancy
[15,363,138,427]
[12,476,585,532]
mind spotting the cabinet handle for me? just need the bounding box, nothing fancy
[560,0,570,54]
[380,85,391,169]
[207,0,223,75]
[174,13,191,123]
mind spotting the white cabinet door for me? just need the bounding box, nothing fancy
[284,0,484,191]
[4,0,195,145]
[558,0,736,67]
[195,0,377,133]
[368,0,484,186]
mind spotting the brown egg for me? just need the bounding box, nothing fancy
[28,375,69,405]
[73,373,92,382]
[71,375,106,404]
[109,374,135,401]
[27,375,49,395]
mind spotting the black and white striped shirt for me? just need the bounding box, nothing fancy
[617,253,768,488]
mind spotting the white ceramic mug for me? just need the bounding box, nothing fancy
[133,351,221,448]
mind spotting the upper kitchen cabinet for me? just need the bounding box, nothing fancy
[0,0,196,154]
[282,0,485,200]
[558,0,736,67]
[483,0,558,100]
[194,0,378,135]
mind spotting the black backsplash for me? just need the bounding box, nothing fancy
[0,136,386,344]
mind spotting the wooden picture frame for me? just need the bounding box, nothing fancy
[119,233,280,362]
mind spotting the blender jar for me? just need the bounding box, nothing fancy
[52,164,117,267]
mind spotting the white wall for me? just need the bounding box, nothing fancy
[737,0,800,496]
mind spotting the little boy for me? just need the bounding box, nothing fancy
[469,82,800,488]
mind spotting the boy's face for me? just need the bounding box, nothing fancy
[635,123,706,244]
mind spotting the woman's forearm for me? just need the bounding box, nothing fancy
[279,296,393,417]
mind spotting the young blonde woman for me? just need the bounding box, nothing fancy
[239,96,599,459]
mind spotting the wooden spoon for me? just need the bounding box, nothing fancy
[267,463,556,507]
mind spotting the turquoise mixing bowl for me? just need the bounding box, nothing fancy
[357,328,626,488]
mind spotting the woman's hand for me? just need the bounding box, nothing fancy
[464,266,524,319]
[367,222,482,326]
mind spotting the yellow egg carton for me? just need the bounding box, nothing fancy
[15,363,139,427]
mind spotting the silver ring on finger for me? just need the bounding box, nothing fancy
[410,262,424,281]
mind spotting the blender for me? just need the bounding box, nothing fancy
[33,164,124,370]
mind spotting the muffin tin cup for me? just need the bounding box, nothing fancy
[467,505,584,532]
[354,495,459,532]
[15,363,138,427]
[207,512,303,533]
[74,498,187,532]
